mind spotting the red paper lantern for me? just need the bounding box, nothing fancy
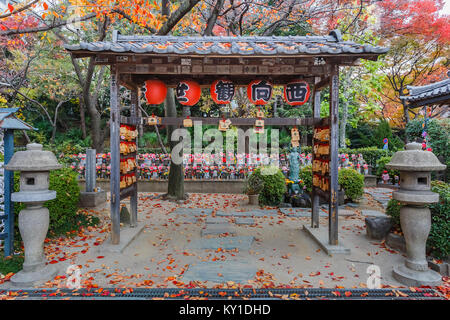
[144,80,167,105]
[283,80,310,106]
[210,80,235,104]
[247,80,272,105]
[176,80,201,106]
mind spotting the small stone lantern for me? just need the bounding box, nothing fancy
[5,143,62,286]
[386,142,446,286]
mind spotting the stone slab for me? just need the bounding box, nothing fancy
[364,175,377,187]
[338,209,355,216]
[201,224,236,237]
[302,225,351,255]
[172,208,214,216]
[234,217,255,225]
[182,260,257,283]
[366,187,393,193]
[427,259,450,277]
[280,208,327,217]
[187,236,254,251]
[205,217,229,224]
[346,202,360,208]
[216,209,278,217]
[362,210,387,217]
[101,224,145,253]
[79,190,107,207]
[177,216,199,224]
[386,233,406,252]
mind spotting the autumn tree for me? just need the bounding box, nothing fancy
[377,0,449,127]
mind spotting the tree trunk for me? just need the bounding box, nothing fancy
[402,100,410,143]
[340,100,348,148]
[165,88,186,200]
[79,95,87,140]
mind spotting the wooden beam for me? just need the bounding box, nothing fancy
[129,87,139,228]
[110,66,121,245]
[328,65,339,246]
[314,76,331,91]
[130,74,318,87]
[119,115,332,127]
[311,77,321,229]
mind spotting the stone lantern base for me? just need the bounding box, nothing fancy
[393,264,441,287]
[392,205,442,287]
[10,265,58,287]
[10,204,58,287]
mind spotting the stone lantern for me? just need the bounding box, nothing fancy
[386,142,446,286]
[5,143,62,286]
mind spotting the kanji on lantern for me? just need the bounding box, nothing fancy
[284,80,310,106]
[176,80,201,106]
[211,80,235,104]
[247,80,273,105]
[144,80,167,105]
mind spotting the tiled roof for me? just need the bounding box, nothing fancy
[0,108,35,130]
[65,30,388,57]
[401,77,450,103]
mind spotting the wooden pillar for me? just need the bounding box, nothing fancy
[110,66,121,244]
[3,129,14,257]
[329,65,339,245]
[130,87,139,227]
[311,78,321,229]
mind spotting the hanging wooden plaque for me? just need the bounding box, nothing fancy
[255,119,264,127]
[147,116,161,125]
[256,110,265,118]
[218,119,231,131]
[183,117,193,127]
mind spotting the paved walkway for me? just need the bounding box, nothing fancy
[4,187,445,293]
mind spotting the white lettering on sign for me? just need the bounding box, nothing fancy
[181,58,191,66]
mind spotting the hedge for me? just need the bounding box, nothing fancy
[385,180,449,259]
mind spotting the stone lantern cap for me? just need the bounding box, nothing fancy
[5,143,62,171]
[386,142,446,172]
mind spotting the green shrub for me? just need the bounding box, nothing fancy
[338,168,364,201]
[385,199,402,229]
[0,254,24,275]
[14,167,99,238]
[375,156,400,178]
[428,181,450,259]
[250,165,287,206]
[243,173,264,195]
[406,118,449,182]
[385,181,449,259]
[299,165,313,193]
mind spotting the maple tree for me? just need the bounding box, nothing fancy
[1,0,448,195]
[376,0,449,127]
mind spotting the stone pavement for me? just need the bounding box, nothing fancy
[184,209,261,283]
[0,188,418,291]
[365,187,394,210]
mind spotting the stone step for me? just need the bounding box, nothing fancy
[362,210,387,217]
[205,217,229,224]
[201,224,236,237]
[234,217,255,225]
[216,209,278,217]
[187,236,254,251]
[181,260,257,283]
[173,208,214,216]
